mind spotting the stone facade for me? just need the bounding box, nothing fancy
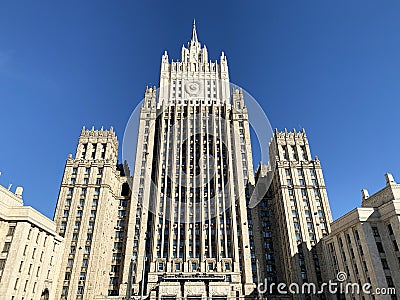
[0,184,63,300]
[251,129,333,299]
[321,174,400,299]
[53,127,131,299]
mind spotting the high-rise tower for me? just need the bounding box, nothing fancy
[122,21,256,299]
[252,129,333,299]
[53,23,335,300]
[54,127,131,299]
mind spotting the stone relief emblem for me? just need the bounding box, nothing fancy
[185,80,202,97]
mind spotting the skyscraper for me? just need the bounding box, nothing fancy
[54,22,256,299]
[124,21,256,299]
[251,130,333,299]
[53,23,334,300]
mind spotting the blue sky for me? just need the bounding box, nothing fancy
[1,1,400,220]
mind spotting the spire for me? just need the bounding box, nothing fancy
[191,19,198,43]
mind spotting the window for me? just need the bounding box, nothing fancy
[65,272,71,280]
[393,240,399,251]
[63,210,69,218]
[96,178,101,185]
[85,168,90,175]
[175,263,181,271]
[0,259,6,271]
[208,262,214,271]
[77,286,84,295]
[386,276,394,287]
[2,242,11,253]
[191,262,197,271]
[84,246,91,254]
[70,178,76,184]
[296,233,302,241]
[376,242,385,253]
[372,226,380,237]
[79,272,86,280]
[7,226,15,236]
[94,188,100,196]
[18,261,23,272]
[74,221,80,229]
[67,259,73,268]
[381,258,389,269]
[98,168,103,175]
[224,262,230,270]
[110,265,120,273]
[72,168,78,175]
[158,262,164,271]
[83,178,89,185]
[387,224,394,235]
[62,286,69,296]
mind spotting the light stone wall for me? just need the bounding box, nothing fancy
[253,129,333,300]
[53,127,130,299]
[0,184,63,300]
[321,174,400,300]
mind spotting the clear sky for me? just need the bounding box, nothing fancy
[1,1,400,220]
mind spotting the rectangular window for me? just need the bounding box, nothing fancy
[77,286,84,295]
[2,242,11,253]
[79,272,86,280]
[7,226,15,236]
[62,286,69,296]
[372,226,380,237]
[67,259,73,268]
[82,259,88,267]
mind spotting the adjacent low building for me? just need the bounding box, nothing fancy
[322,173,400,300]
[0,184,64,300]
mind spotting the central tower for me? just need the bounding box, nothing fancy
[124,22,256,299]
